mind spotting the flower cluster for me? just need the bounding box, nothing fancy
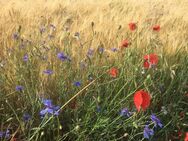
[40,99,60,118]
[143,114,163,139]
[0,130,10,139]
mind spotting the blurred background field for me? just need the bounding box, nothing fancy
[0,0,188,141]
[0,0,188,53]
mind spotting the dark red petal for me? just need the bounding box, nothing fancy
[144,61,150,69]
[121,39,129,48]
[153,25,160,31]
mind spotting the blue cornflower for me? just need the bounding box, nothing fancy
[111,48,118,52]
[120,108,132,117]
[0,130,10,139]
[13,32,19,40]
[23,113,31,122]
[98,47,104,54]
[16,85,24,91]
[43,70,53,75]
[150,114,163,128]
[4,130,10,138]
[87,48,94,57]
[143,125,154,139]
[0,132,3,138]
[42,99,53,107]
[23,54,28,62]
[57,52,70,61]
[40,99,60,118]
[74,81,81,87]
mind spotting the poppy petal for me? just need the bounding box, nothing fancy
[134,91,143,111]
[141,91,151,111]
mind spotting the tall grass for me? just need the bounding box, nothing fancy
[0,0,188,140]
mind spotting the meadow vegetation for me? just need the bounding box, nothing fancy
[0,0,188,140]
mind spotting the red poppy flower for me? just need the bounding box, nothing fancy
[143,54,158,69]
[185,132,188,141]
[134,90,151,112]
[120,39,129,48]
[109,67,118,78]
[153,25,160,31]
[129,22,137,31]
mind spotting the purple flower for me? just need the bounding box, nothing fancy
[87,48,94,58]
[0,132,3,138]
[0,130,10,139]
[13,32,19,40]
[23,54,29,62]
[4,130,10,138]
[42,99,53,108]
[57,52,71,61]
[150,114,163,128]
[111,48,118,52]
[43,70,53,75]
[40,99,60,118]
[120,108,132,117]
[98,47,104,54]
[16,85,24,91]
[74,81,81,87]
[23,113,31,122]
[143,125,154,139]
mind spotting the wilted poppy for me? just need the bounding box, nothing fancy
[120,39,129,48]
[68,99,77,109]
[144,54,158,69]
[153,25,160,31]
[109,67,118,78]
[134,90,151,111]
[129,22,137,31]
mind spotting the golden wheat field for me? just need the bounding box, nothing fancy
[1,0,188,53]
